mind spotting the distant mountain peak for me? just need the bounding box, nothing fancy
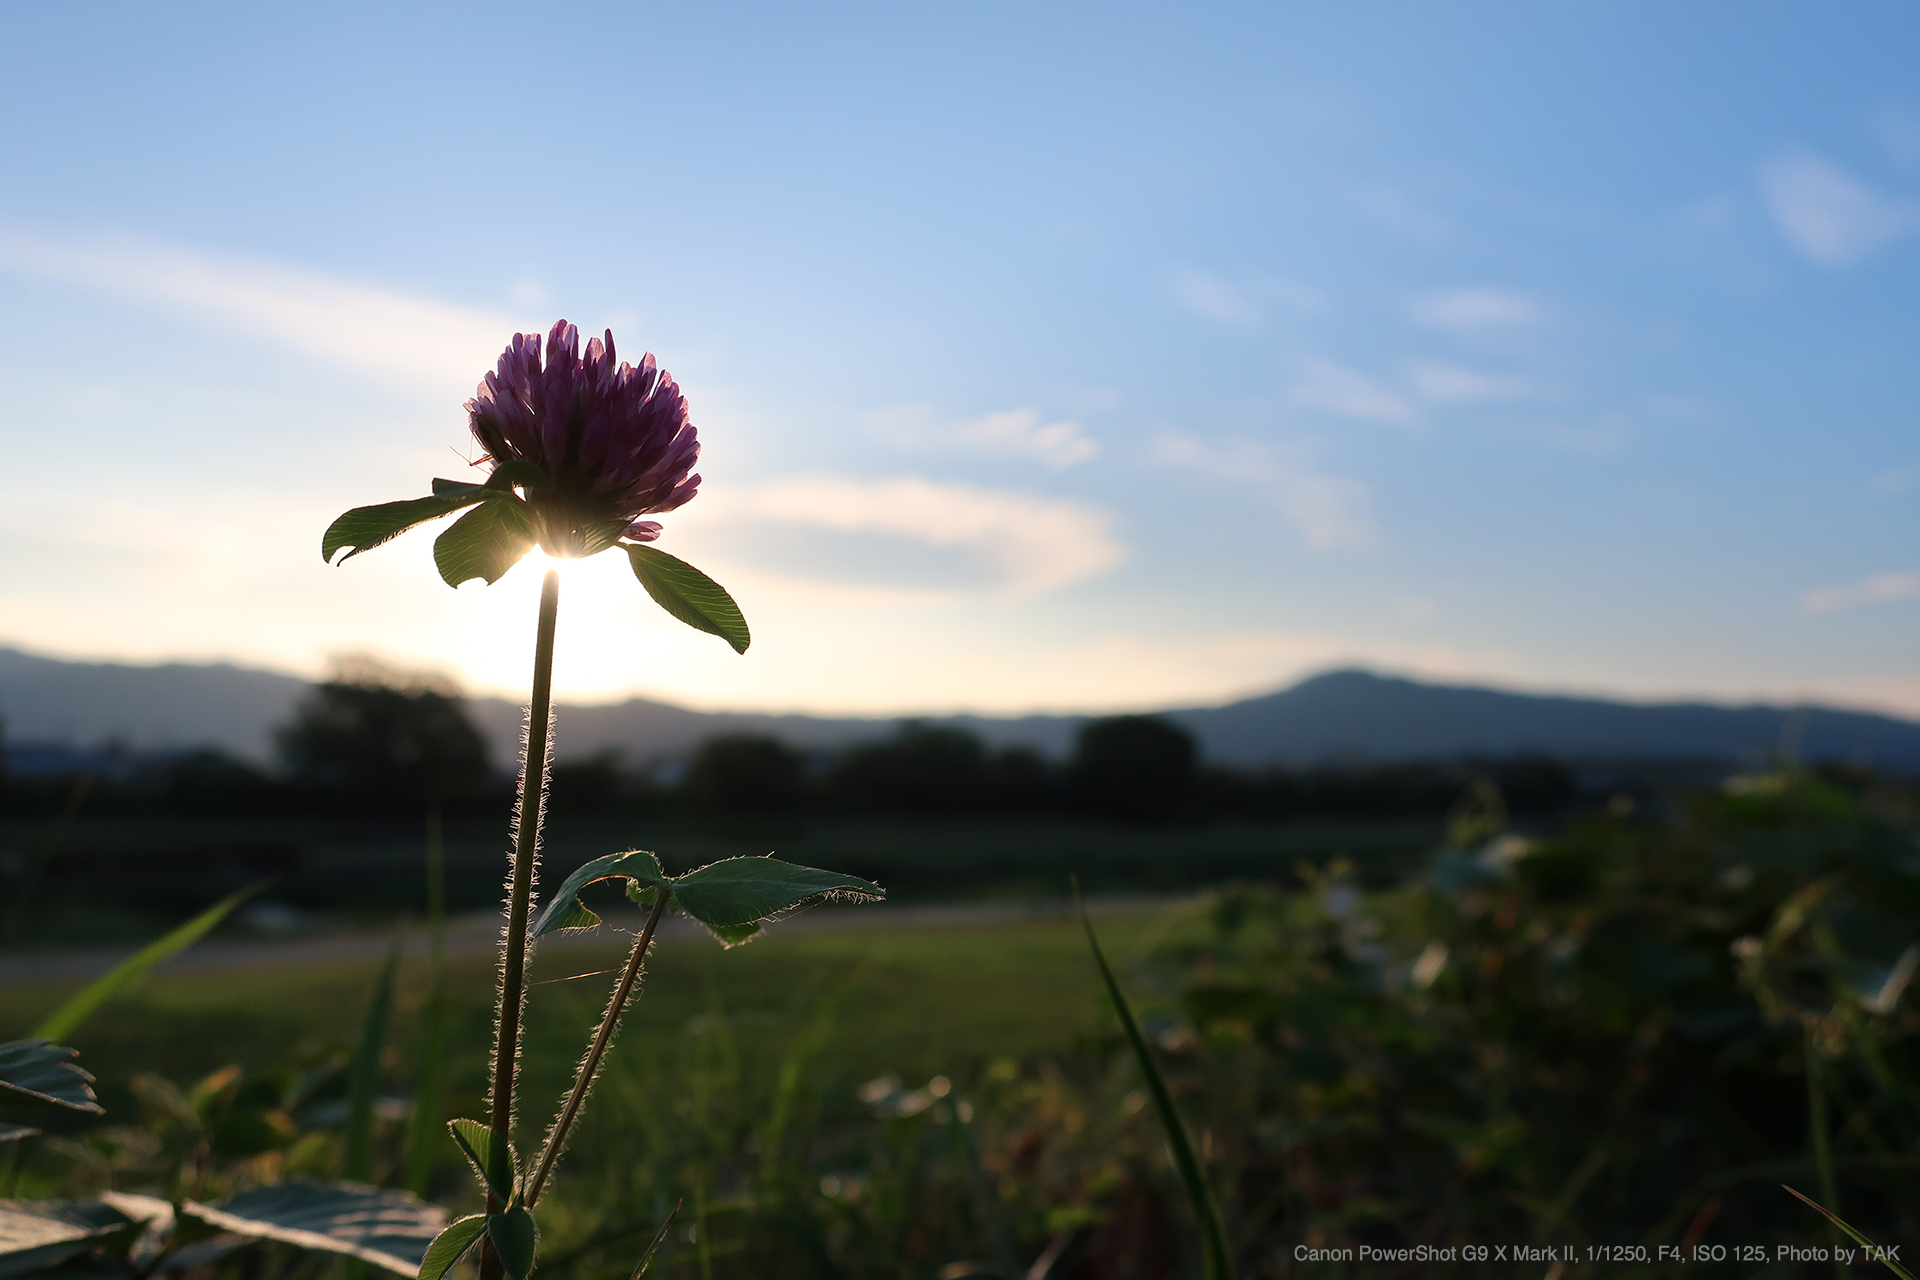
[4,645,1919,772]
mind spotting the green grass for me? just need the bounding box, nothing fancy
[0,907,1170,1141]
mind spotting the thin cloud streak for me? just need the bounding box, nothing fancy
[1408,288,1542,332]
[1761,152,1917,267]
[0,223,528,390]
[1289,357,1418,424]
[870,404,1099,468]
[1408,360,1532,404]
[689,473,1125,599]
[1156,433,1375,550]
[1799,572,1920,615]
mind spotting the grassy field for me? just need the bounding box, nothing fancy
[2,903,1174,1163]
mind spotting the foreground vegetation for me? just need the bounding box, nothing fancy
[7,767,1920,1277]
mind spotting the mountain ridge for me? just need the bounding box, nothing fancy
[4,645,1919,771]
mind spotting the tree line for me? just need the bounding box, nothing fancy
[2,675,1584,824]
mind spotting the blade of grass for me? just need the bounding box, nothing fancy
[1806,1040,1845,1277]
[632,1200,681,1279]
[347,929,405,1182]
[33,881,264,1042]
[406,810,450,1197]
[1072,878,1233,1280]
[1784,1186,1917,1280]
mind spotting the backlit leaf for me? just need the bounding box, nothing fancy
[624,545,750,654]
[434,498,536,588]
[670,856,883,933]
[532,851,668,939]
[178,1182,447,1277]
[417,1216,488,1280]
[0,1041,101,1113]
[323,494,490,565]
[486,1206,538,1280]
[448,1119,516,1203]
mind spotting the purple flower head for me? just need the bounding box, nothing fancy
[466,320,700,556]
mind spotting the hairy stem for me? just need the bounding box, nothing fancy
[481,568,560,1280]
[526,890,672,1207]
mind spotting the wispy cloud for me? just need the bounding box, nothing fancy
[1169,267,1322,328]
[1155,433,1375,550]
[1408,288,1542,332]
[1172,268,1264,326]
[0,223,526,390]
[690,474,1124,599]
[869,405,1099,469]
[1289,358,1417,424]
[1761,152,1917,267]
[1799,572,1920,615]
[1407,359,1531,404]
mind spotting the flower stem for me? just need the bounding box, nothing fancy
[525,889,672,1207]
[481,568,560,1279]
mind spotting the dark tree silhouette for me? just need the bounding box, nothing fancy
[827,722,987,814]
[682,734,807,814]
[276,670,492,807]
[1069,715,1198,823]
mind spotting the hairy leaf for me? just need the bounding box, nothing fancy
[486,1207,538,1280]
[670,856,883,933]
[323,494,490,565]
[179,1182,448,1277]
[417,1215,488,1280]
[0,1125,40,1144]
[532,851,669,938]
[0,1042,101,1113]
[434,498,535,588]
[624,545,750,654]
[448,1119,516,1203]
[33,885,261,1044]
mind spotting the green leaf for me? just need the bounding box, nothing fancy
[670,856,884,939]
[323,494,490,565]
[33,884,261,1043]
[344,934,403,1182]
[0,1041,102,1113]
[531,851,668,939]
[1075,882,1234,1280]
[434,498,536,587]
[417,1215,488,1280]
[0,1198,147,1274]
[705,922,762,948]
[624,545,750,654]
[178,1182,448,1278]
[448,1120,516,1204]
[486,1206,538,1280]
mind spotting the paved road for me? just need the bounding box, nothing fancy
[0,897,1162,988]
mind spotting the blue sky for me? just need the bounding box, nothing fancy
[3,2,1919,715]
